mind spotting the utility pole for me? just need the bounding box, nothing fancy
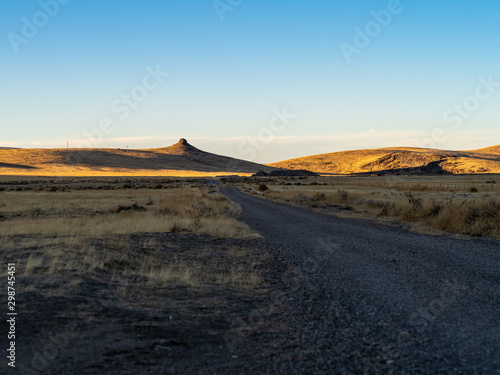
[127,145,129,152]
[67,141,69,149]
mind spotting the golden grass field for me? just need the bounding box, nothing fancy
[0,181,265,288]
[238,174,500,238]
[268,145,500,175]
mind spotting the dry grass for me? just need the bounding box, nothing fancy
[0,139,270,176]
[247,175,500,238]
[369,193,500,237]
[16,236,266,289]
[0,187,257,238]
[0,183,265,289]
[268,146,500,175]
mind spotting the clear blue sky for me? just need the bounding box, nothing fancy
[1,0,499,162]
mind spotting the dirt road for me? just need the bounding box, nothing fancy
[219,186,500,374]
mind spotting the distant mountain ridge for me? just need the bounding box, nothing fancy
[2,140,499,176]
[0,139,278,177]
[268,145,500,175]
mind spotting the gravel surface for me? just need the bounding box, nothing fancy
[219,186,500,374]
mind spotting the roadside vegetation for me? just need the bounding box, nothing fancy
[233,175,500,238]
[0,180,264,288]
[0,186,255,238]
[0,178,276,373]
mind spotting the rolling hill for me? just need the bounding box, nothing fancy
[473,145,500,155]
[268,145,500,175]
[0,139,277,177]
[3,139,499,177]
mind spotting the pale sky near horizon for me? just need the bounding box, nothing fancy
[1,0,499,163]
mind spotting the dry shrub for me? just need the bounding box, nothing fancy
[260,176,500,238]
[258,183,269,191]
[141,258,263,288]
[434,199,500,237]
[398,200,444,222]
[110,203,146,214]
[295,194,312,203]
[293,190,352,205]
[398,192,424,221]
[377,193,500,237]
[313,192,327,201]
[322,190,351,205]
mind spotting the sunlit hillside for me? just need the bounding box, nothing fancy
[268,145,500,175]
[474,145,500,155]
[0,139,275,177]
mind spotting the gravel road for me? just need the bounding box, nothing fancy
[219,186,500,374]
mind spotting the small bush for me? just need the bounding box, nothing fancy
[336,190,349,204]
[295,194,312,203]
[258,183,269,192]
[110,203,146,214]
[377,202,396,217]
[427,202,442,217]
[313,192,327,201]
[157,207,176,215]
[435,199,500,237]
[405,192,422,209]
